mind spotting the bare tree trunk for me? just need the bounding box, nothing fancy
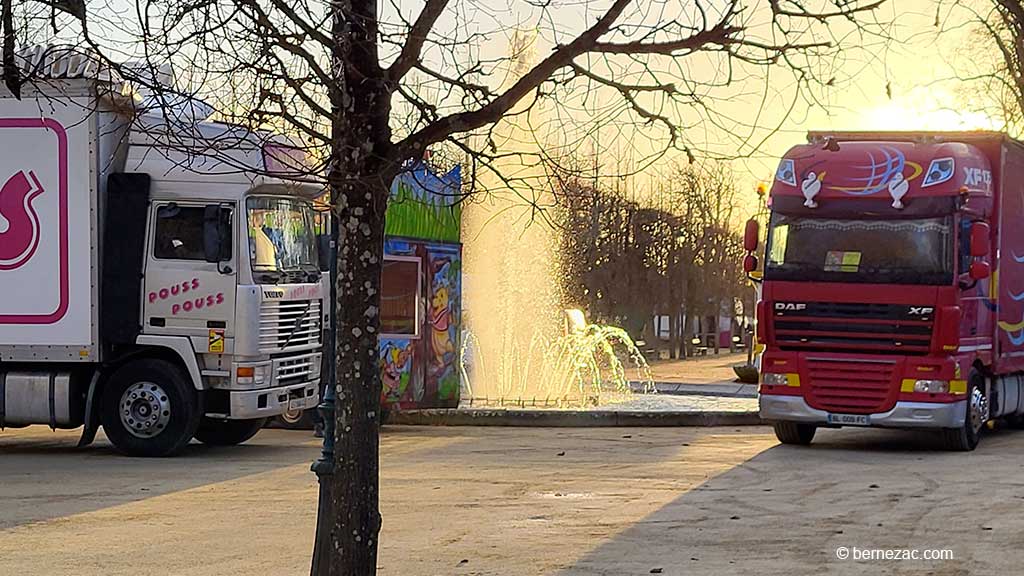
[328,172,387,576]
[326,0,393,572]
[681,309,691,359]
[668,311,677,360]
[678,305,685,359]
[712,310,720,355]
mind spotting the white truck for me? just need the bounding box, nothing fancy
[0,50,324,456]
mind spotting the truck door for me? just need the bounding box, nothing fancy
[142,202,237,356]
[960,217,993,344]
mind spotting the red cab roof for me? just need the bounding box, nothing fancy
[772,137,993,210]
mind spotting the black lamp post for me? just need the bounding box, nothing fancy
[310,214,338,576]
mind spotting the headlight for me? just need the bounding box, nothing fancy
[914,379,949,393]
[762,372,793,386]
[237,364,269,386]
[310,355,323,379]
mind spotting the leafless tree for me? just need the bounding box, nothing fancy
[554,160,750,358]
[554,177,671,335]
[3,1,890,573]
[669,162,747,355]
[937,0,1024,131]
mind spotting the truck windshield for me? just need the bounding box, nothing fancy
[764,214,953,285]
[247,196,319,279]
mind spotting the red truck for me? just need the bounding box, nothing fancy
[744,131,1024,450]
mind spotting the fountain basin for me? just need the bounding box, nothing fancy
[384,408,760,427]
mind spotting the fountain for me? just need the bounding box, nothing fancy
[460,314,655,408]
[455,29,661,409]
[459,164,657,409]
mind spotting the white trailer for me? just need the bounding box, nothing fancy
[0,50,324,456]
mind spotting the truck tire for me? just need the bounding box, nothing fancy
[942,373,988,451]
[100,358,202,457]
[195,417,267,446]
[773,421,816,445]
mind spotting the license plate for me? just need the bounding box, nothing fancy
[827,413,870,426]
[288,398,306,412]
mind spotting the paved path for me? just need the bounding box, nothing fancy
[634,352,757,398]
[3,425,1023,575]
[596,394,756,412]
[646,352,748,385]
[629,381,758,398]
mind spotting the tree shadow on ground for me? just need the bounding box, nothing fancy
[558,426,1024,576]
[0,428,321,529]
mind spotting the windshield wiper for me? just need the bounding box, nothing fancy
[278,264,320,282]
[768,262,823,273]
[862,265,936,275]
[256,269,283,284]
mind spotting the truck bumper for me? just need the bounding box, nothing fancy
[759,395,967,429]
[226,380,320,420]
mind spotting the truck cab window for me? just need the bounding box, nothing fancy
[959,218,973,274]
[155,204,232,260]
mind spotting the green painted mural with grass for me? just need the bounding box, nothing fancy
[386,162,462,243]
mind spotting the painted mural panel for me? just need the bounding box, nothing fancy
[425,243,462,407]
[379,158,463,410]
[386,162,461,243]
[380,337,420,407]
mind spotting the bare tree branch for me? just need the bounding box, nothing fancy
[386,0,451,83]
[394,0,634,158]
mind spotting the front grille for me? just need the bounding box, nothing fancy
[772,302,933,355]
[806,358,896,414]
[260,299,322,353]
[276,352,319,385]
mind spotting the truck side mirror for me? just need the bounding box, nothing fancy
[970,261,991,280]
[744,219,759,252]
[203,205,231,263]
[317,233,331,272]
[970,221,991,257]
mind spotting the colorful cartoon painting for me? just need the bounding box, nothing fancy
[380,338,417,404]
[378,238,461,409]
[426,245,462,404]
[377,161,462,409]
[386,162,461,243]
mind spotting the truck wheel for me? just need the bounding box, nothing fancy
[773,421,816,445]
[942,374,988,451]
[272,407,316,430]
[194,417,267,446]
[100,359,202,457]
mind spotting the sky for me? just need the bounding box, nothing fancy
[430,0,1011,208]
[728,1,1005,185]
[21,0,1010,204]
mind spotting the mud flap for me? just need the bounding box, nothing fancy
[76,370,102,447]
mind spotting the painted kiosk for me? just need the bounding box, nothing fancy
[272,161,462,428]
[379,162,463,410]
